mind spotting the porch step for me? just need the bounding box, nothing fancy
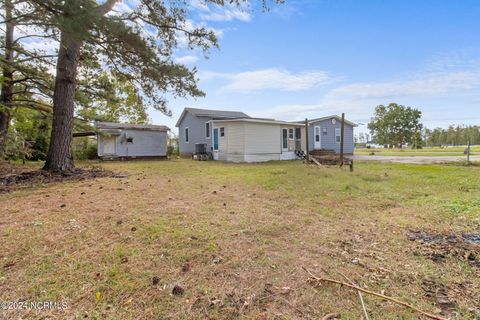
[309,149,336,156]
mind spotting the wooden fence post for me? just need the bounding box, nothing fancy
[467,138,471,164]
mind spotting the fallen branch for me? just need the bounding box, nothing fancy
[338,271,370,320]
[322,313,340,320]
[303,267,448,320]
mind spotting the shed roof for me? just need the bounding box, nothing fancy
[95,121,170,131]
[175,107,250,127]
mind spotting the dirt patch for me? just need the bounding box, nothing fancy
[0,164,114,194]
[407,230,480,268]
[422,279,458,317]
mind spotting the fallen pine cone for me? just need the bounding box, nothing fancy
[172,285,184,296]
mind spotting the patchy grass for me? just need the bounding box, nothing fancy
[1,159,479,319]
[355,146,480,157]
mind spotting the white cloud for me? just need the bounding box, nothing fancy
[202,68,336,93]
[250,61,480,133]
[190,0,210,12]
[199,2,252,22]
[200,9,251,22]
[174,55,199,64]
[328,71,480,100]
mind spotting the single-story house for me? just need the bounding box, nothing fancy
[210,118,305,162]
[175,107,356,162]
[304,116,357,154]
[175,107,250,157]
[96,122,170,159]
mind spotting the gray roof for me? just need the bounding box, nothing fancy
[95,121,170,131]
[212,118,304,126]
[175,107,250,127]
[294,115,357,127]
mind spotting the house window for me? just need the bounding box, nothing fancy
[126,137,134,143]
[185,127,189,143]
[315,127,320,142]
[295,128,301,139]
[323,127,328,135]
[205,122,210,138]
[288,128,294,140]
[220,127,225,137]
[335,128,341,143]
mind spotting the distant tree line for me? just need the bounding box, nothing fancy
[425,125,480,146]
[366,103,479,148]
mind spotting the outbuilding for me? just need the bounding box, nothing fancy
[96,122,170,159]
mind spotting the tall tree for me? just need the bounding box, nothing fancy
[0,0,58,154]
[76,71,149,124]
[28,0,279,172]
[26,0,204,171]
[368,103,423,148]
[0,0,15,153]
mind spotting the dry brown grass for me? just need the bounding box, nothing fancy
[0,159,479,319]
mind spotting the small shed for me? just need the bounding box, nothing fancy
[96,122,170,159]
[210,118,305,162]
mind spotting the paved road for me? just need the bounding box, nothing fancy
[354,155,480,164]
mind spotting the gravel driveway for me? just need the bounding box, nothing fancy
[354,155,480,164]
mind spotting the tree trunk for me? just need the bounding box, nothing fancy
[43,32,82,172]
[0,0,14,155]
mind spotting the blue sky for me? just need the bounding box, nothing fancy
[148,0,480,134]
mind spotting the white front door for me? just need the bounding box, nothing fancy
[314,126,321,149]
[103,136,116,154]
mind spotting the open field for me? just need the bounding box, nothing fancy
[355,146,480,157]
[1,160,480,319]
[354,155,480,165]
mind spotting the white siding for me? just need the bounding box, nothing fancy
[227,154,246,162]
[98,129,167,157]
[280,151,296,160]
[244,123,281,154]
[226,123,245,154]
[244,154,280,162]
[212,121,303,162]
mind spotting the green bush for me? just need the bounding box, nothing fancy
[74,144,98,160]
[167,144,178,156]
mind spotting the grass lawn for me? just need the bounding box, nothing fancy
[355,146,480,157]
[1,159,479,319]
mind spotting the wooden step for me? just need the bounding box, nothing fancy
[309,149,336,156]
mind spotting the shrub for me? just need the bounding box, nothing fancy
[74,144,98,160]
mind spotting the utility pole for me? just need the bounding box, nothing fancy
[305,118,310,163]
[340,113,345,165]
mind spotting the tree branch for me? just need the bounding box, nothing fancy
[303,267,448,320]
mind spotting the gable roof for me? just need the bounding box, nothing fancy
[212,118,304,126]
[95,121,170,131]
[295,115,357,127]
[175,107,250,127]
